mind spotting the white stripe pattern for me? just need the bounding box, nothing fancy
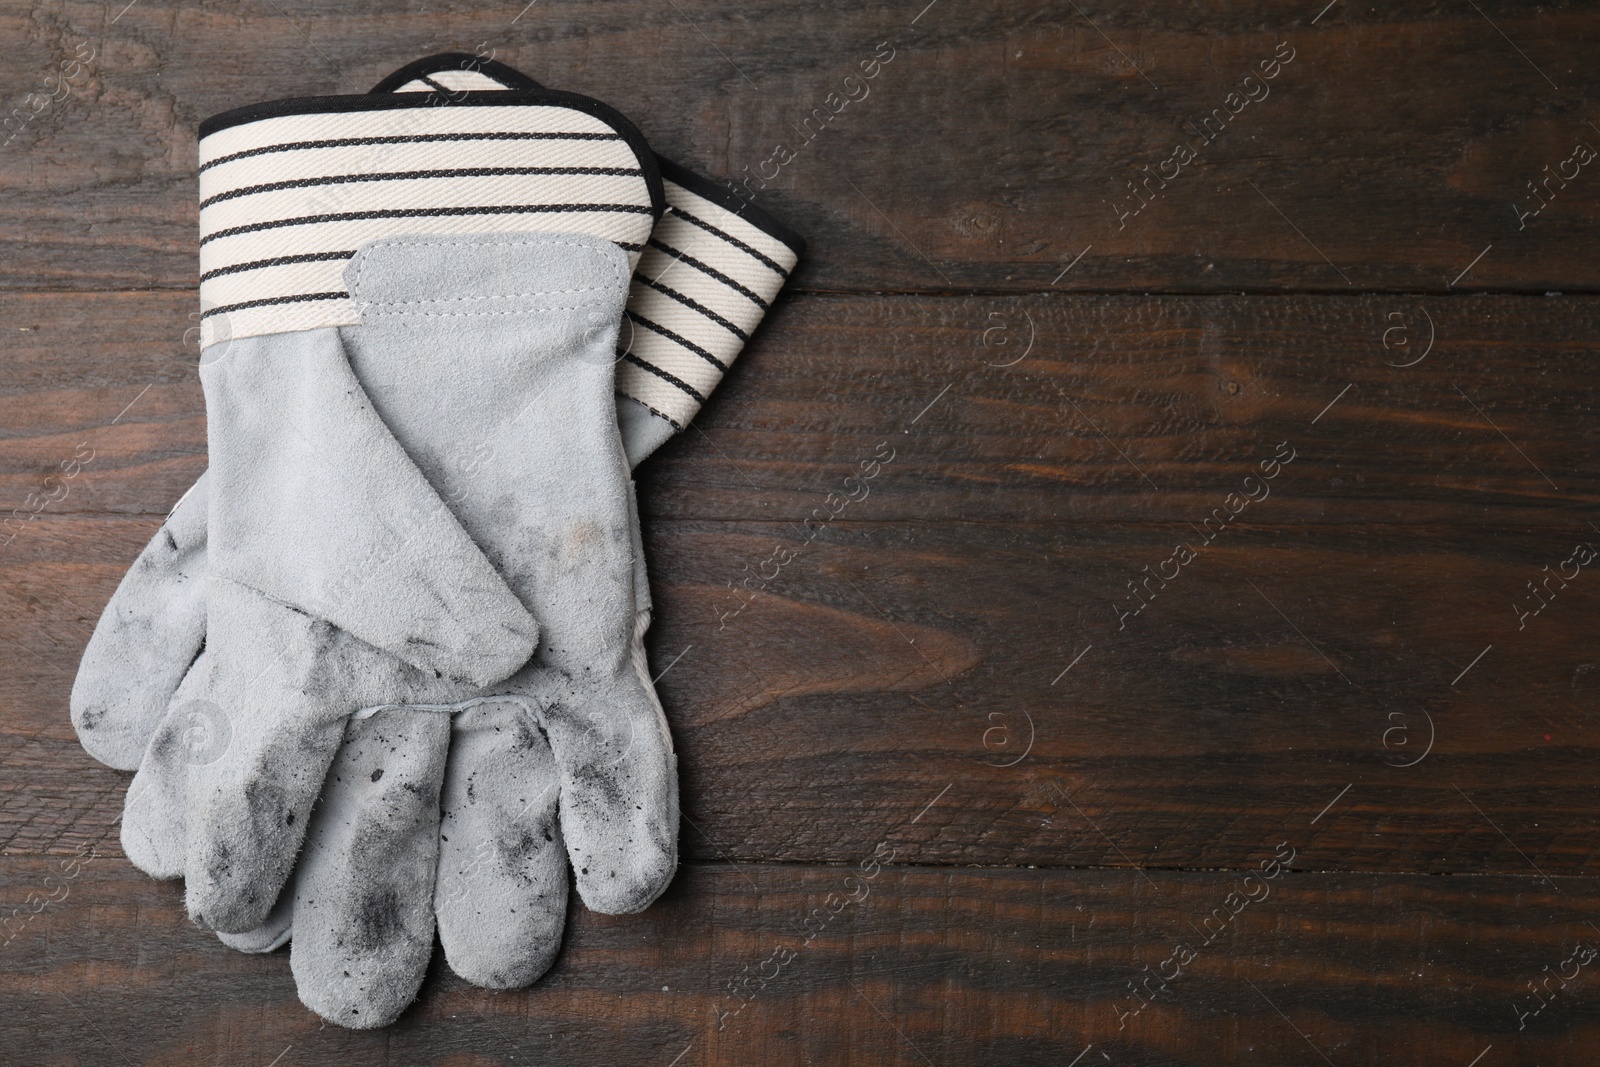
[615,180,796,426]
[397,69,510,93]
[196,101,655,350]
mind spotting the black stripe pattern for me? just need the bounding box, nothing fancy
[381,60,806,426]
[196,100,658,351]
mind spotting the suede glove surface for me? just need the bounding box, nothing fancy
[70,55,804,1029]
[84,83,675,1024]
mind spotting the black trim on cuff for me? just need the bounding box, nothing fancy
[371,54,806,259]
[199,87,666,224]
[655,157,806,257]
[369,52,545,94]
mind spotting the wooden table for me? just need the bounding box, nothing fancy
[2,2,1598,1063]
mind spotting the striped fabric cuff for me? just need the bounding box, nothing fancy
[376,54,805,429]
[196,89,663,352]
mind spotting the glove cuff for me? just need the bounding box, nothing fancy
[195,87,662,352]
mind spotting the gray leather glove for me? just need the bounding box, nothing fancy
[104,78,674,987]
[71,57,804,1028]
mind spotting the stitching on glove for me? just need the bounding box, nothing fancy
[364,288,612,306]
[347,236,625,305]
[618,393,683,430]
[360,304,614,318]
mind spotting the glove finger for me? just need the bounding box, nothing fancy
[121,651,225,878]
[289,709,450,1029]
[543,621,678,916]
[212,766,326,962]
[216,861,295,953]
[435,700,568,989]
[73,473,210,770]
[539,477,677,916]
[182,584,358,933]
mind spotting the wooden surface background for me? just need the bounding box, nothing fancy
[3,1,1599,1064]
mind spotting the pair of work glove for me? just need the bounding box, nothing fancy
[71,53,803,1028]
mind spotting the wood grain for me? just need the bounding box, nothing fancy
[2,856,1596,1066]
[0,2,1596,293]
[6,509,1599,875]
[3,288,1598,878]
[4,1,1600,1061]
[3,289,1596,526]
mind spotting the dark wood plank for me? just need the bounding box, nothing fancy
[5,288,1599,874]
[6,509,1600,876]
[2,855,1596,1066]
[4,289,1598,526]
[6,1,1600,1061]
[0,2,1597,293]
